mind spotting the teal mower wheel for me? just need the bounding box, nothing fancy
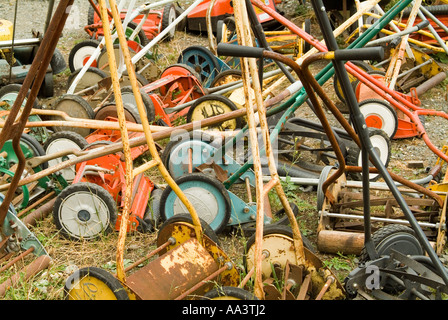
[159,173,231,234]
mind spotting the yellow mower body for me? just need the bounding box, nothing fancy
[0,20,13,41]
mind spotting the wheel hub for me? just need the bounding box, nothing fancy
[77,209,91,222]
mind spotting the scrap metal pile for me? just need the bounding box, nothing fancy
[0,0,448,300]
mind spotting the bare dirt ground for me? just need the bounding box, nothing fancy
[1,0,448,300]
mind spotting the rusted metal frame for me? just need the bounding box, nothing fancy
[0,107,250,193]
[174,263,232,300]
[344,63,448,165]
[107,0,205,283]
[0,247,34,274]
[234,0,309,300]
[115,238,175,276]
[0,0,74,228]
[346,165,443,207]
[98,0,135,283]
[298,52,443,207]
[233,0,267,299]
[260,50,347,205]
[88,0,114,22]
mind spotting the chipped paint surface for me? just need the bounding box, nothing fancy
[126,238,218,299]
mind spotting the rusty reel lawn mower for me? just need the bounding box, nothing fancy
[202,0,346,300]
[62,0,241,300]
[249,0,448,172]
[210,7,448,302]
[64,0,206,99]
[48,118,159,241]
[157,1,397,236]
[0,0,75,299]
[307,0,448,300]
[68,0,182,82]
[85,0,180,43]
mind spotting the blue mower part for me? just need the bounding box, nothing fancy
[178,45,230,88]
[1,193,48,257]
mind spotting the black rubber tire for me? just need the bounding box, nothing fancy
[156,212,221,246]
[20,133,49,170]
[39,72,54,98]
[51,94,95,137]
[121,70,149,87]
[64,266,129,300]
[117,21,149,47]
[217,17,236,43]
[202,286,259,300]
[53,182,117,240]
[160,130,216,171]
[43,131,88,182]
[148,187,164,226]
[159,172,231,234]
[355,98,398,140]
[345,128,391,182]
[210,69,242,87]
[161,3,177,41]
[334,60,373,103]
[160,62,202,84]
[68,39,100,73]
[0,83,41,109]
[239,202,302,237]
[43,130,88,150]
[359,224,424,262]
[50,48,68,75]
[303,18,311,53]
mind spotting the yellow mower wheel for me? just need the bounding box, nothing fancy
[64,266,130,300]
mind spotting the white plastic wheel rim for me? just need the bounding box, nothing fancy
[357,134,389,180]
[45,138,83,182]
[172,187,218,225]
[0,92,29,114]
[359,101,397,139]
[72,46,97,71]
[58,190,111,239]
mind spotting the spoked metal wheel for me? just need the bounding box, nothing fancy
[64,266,129,300]
[177,46,220,87]
[53,182,117,240]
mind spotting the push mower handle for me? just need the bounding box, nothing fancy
[217,43,384,62]
[334,47,384,62]
[217,43,264,58]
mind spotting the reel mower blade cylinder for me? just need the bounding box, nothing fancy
[310,0,448,286]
